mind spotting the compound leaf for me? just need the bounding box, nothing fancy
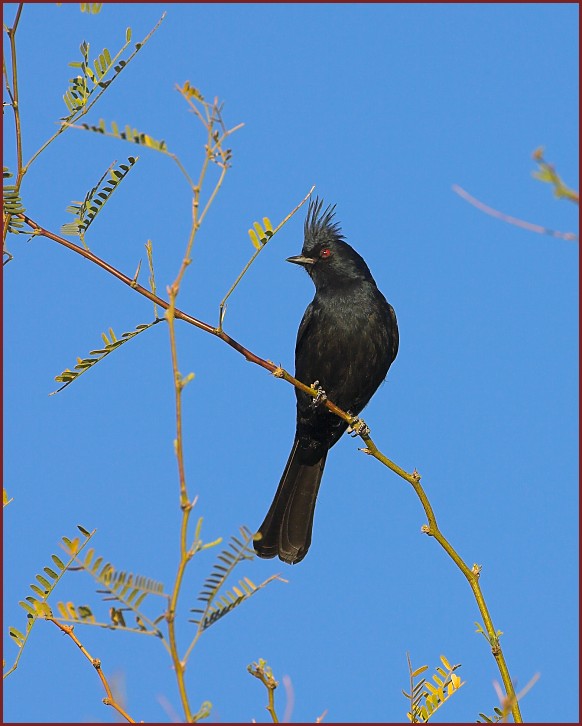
[51,319,162,395]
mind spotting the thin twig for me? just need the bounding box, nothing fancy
[44,616,136,723]
[169,96,240,294]
[452,184,577,240]
[197,126,243,229]
[218,185,315,330]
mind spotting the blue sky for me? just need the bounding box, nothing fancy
[3,3,578,723]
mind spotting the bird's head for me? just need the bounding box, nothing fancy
[286,198,373,288]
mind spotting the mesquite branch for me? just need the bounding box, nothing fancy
[16,211,522,721]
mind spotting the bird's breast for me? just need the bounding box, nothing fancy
[294,286,394,416]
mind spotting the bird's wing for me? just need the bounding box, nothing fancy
[388,303,399,361]
[295,301,315,355]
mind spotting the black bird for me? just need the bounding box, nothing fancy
[254,199,399,564]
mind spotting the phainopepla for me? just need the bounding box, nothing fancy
[253,198,399,564]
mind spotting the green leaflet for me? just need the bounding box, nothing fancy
[61,156,138,241]
[77,118,169,152]
[477,707,504,723]
[59,13,165,124]
[180,81,205,101]
[218,188,313,331]
[189,526,280,633]
[61,32,130,119]
[53,598,161,635]
[4,526,94,679]
[247,217,273,250]
[531,147,579,204]
[3,167,25,233]
[62,545,168,636]
[79,4,104,14]
[405,655,464,723]
[50,319,162,395]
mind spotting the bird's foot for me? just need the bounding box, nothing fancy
[347,416,370,437]
[310,381,328,408]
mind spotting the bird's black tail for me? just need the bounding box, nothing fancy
[254,437,327,564]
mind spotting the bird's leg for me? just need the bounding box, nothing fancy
[347,415,370,437]
[310,380,328,409]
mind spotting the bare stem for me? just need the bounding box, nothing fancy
[7,4,23,179]
[170,96,238,293]
[166,295,189,505]
[163,287,197,723]
[163,247,197,723]
[45,616,136,723]
[160,93,241,723]
[453,184,577,240]
[3,3,24,248]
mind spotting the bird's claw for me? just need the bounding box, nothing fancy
[310,381,328,408]
[347,417,370,437]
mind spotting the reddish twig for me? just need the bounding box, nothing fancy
[45,616,135,723]
[17,213,354,421]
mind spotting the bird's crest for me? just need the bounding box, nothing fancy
[304,197,344,248]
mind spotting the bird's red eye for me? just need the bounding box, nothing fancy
[319,248,332,259]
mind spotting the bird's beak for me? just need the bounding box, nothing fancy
[286,254,316,267]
